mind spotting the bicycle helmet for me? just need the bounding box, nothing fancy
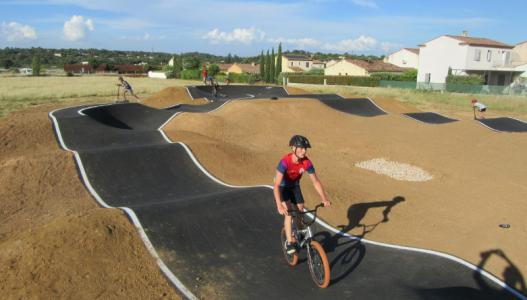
[289,135,311,148]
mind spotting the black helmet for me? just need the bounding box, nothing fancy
[289,135,311,148]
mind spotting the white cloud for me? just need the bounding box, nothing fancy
[63,15,94,41]
[268,37,321,48]
[323,35,379,52]
[1,22,37,41]
[203,27,266,44]
[351,0,378,8]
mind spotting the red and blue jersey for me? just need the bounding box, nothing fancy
[276,153,315,187]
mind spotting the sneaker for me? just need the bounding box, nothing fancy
[286,243,296,254]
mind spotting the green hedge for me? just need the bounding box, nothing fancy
[446,74,483,85]
[370,69,417,81]
[180,69,201,80]
[227,73,261,84]
[287,75,379,87]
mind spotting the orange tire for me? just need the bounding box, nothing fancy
[307,240,330,288]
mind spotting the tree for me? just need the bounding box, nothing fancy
[270,48,275,84]
[265,50,271,83]
[2,58,14,69]
[259,51,264,79]
[208,64,220,76]
[184,56,201,70]
[31,54,41,76]
[276,43,282,81]
[226,53,233,63]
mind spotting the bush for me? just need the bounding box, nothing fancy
[180,69,201,80]
[370,69,417,81]
[446,74,483,85]
[287,75,324,84]
[227,72,261,83]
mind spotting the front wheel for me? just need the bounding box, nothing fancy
[307,240,330,288]
[281,227,298,266]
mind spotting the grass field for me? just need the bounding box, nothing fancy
[291,83,527,118]
[0,76,201,117]
[1,75,526,118]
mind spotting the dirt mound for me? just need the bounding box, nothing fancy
[163,98,527,284]
[143,86,208,109]
[0,105,182,299]
[285,86,308,94]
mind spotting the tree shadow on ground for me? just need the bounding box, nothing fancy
[338,196,406,238]
[415,249,526,299]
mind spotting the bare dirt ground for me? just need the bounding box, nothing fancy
[164,91,527,293]
[0,101,183,299]
[1,85,525,298]
[142,86,208,109]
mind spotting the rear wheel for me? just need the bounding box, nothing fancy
[281,227,298,266]
[307,240,330,288]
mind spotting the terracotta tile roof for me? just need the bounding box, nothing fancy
[404,48,420,54]
[218,64,232,71]
[446,35,514,49]
[345,59,405,72]
[284,55,313,61]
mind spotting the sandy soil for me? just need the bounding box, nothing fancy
[164,97,527,292]
[0,102,183,299]
[1,85,525,298]
[142,86,208,109]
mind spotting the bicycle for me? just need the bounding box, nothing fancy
[280,203,331,288]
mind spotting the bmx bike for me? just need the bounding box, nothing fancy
[280,203,331,288]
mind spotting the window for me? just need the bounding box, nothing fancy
[425,73,431,83]
[305,62,309,68]
[487,50,492,62]
[474,49,481,61]
[290,62,293,66]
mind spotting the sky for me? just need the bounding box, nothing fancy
[0,0,525,56]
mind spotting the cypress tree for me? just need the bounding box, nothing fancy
[276,43,282,82]
[265,50,271,83]
[270,48,275,84]
[31,54,41,76]
[259,50,264,80]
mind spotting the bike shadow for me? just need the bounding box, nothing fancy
[310,196,406,286]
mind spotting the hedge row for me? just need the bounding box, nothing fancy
[180,69,201,80]
[446,74,483,85]
[227,73,261,84]
[287,75,380,87]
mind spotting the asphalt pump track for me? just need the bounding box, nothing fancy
[403,112,458,124]
[49,86,526,299]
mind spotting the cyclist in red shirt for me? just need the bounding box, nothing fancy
[273,135,331,254]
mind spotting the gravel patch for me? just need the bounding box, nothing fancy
[355,158,433,182]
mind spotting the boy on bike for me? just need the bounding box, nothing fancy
[273,135,331,254]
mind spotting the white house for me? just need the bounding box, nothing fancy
[19,68,32,75]
[417,34,521,86]
[384,48,419,69]
[512,41,527,77]
[281,55,313,73]
[325,59,404,76]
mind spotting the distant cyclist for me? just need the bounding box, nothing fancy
[273,135,331,254]
[471,98,487,120]
[117,76,140,102]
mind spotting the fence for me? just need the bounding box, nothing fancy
[285,74,527,96]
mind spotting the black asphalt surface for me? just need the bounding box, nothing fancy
[477,117,527,132]
[403,112,458,124]
[49,86,525,299]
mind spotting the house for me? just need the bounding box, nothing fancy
[512,41,527,77]
[384,48,419,69]
[311,60,326,69]
[324,59,405,76]
[64,64,94,74]
[281,55,313,73]
[95,64,109,73]
[19,68,32,75]
[218,64,232,73]
[416,34,522,86]
[227,63,259,74]
[116,64,145,74]
[325,59,339,68]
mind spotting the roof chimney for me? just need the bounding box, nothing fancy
[462,30,468,37]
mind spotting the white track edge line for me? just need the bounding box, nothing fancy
[366,97,388,114]
[160,105,525,300]
[49,106,199,300]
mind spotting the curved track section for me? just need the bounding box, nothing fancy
[49,94,525,299]
[477,117,527,132]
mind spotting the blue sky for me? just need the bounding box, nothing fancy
[1,0,525,56]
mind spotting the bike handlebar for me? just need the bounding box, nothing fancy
[287,203,325,226]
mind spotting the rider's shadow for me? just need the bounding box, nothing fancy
[339,196,406,237]
[311,196,405,286]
